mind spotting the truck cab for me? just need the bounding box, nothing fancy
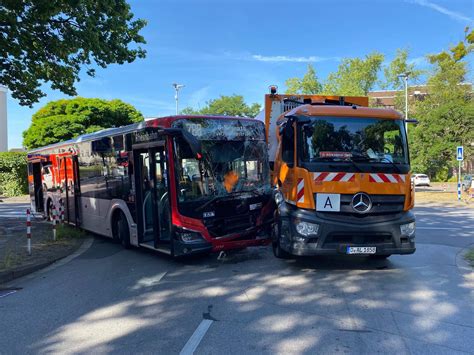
[263,93,416,259]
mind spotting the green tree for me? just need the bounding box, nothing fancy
[23,97,143,149]
[323,52,384,96]
[410,29,474,180]
[376,49,424,111]
[182,95,261,117]
[1,0,147,107]
[285,64,322,94]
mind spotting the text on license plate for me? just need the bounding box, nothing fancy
[346,246,376,254]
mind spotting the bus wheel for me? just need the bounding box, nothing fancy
[272,223,291,259]
[116,213,131,249]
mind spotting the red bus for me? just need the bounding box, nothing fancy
[27,115,274,257]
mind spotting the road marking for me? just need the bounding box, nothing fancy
[417,227,465,230]
[179,319,213,355]
[0,290,17,298]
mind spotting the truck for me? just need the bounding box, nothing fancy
[262,88,416,259]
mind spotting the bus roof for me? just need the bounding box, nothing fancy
[279,104,403,122]
[28,115,259,153]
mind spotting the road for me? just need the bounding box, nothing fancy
[0,203,473,354]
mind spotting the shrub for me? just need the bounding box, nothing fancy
[0,152,28,197]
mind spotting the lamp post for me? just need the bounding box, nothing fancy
[172,83,185,115]
[398,72,411,133]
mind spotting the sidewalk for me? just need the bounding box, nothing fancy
[0,199,86,284]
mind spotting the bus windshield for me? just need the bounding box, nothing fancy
[172,118,270,203]
[300,116,408,165]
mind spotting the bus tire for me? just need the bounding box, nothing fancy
[116,212,131,249]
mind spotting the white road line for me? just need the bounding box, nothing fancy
[179,319,213,355]
[417,227,465,230]
[0,290,17,298]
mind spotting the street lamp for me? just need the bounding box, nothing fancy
[172,83,185,115]
[398,72,411,133]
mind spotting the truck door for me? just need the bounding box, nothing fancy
[133,143,172,251]
[31,162,44,212]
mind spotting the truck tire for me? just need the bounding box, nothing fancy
[272,222,291,259]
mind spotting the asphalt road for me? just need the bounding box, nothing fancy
[0,203,473,354]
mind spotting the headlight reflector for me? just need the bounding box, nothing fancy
[400,222,416,237]
[295,221,319,237]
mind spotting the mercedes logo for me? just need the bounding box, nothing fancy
[351,193,372,213]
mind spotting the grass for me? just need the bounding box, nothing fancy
[465,248,474,267]
[56,224,88,240]
[415,191,473,207]
[0,248,20,270]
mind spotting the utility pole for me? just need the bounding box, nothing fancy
[172,83,185,115]
[398,72,410,134]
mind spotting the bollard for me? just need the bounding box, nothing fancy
[59,198,64,224]
[52,204,57,241]
[26,209,32,256]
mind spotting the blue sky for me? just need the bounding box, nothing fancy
[6,0,474,148]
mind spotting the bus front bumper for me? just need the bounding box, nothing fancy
[276,204,416,257]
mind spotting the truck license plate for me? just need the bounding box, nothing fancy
[346,246,376,254]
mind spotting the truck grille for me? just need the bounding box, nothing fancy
[325,232,393,245]
[323,194,405,216]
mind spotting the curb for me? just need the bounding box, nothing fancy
[0,237,93,286]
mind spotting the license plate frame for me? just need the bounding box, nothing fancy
[346,246,377,255]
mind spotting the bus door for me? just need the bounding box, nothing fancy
[134,143,172,251]
[61,156,81,225]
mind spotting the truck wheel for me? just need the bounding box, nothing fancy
[116,213,131,249]
[272,223,291,259]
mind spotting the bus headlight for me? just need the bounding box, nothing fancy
[295,221,319,237]
[273,190,284,205]
[400,222,416,237]
[176,229,205,243]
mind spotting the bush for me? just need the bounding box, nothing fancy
[0,152,28,197]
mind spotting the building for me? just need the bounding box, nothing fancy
[368,85,429,109]
[0,86,7,152]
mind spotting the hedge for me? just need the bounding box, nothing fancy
[0,152,28,197]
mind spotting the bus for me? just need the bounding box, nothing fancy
[27,115,274,257]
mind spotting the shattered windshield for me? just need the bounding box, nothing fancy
[300,116,408,164]
[172,118,270,203]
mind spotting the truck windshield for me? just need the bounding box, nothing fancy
[172,118,270,204]
[300,116,408,165]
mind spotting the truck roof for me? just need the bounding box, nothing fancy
[280,104,403,122]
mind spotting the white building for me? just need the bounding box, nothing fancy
[0,86,7,152]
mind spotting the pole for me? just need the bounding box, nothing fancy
[26,209,31,256]
[172,83,185,115]
[458,161,462,201]
[405,75,408,134]
[52,204,57,241]
[175,90,179,115]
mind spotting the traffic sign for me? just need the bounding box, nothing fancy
[456,146,463,161]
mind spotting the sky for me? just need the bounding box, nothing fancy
[5,0,474,148]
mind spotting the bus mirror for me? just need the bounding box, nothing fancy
[163,128,203,160]
[405,119,419,124]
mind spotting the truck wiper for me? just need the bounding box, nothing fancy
[352,155,402,173]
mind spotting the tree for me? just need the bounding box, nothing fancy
[285,64,322,94]
[376,49,424,110]
[410,29,474,180]
[382,49,424,90]
[182,95,261,117]
[23,97,143,149]
[323,52,384,96]
[1,1,147,107]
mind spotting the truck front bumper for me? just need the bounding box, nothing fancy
[276,203,416,257]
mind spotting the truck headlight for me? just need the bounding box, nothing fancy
[400,222,416,237]
[295,221,319,237]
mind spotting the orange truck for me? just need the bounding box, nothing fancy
[262,89,416,259]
